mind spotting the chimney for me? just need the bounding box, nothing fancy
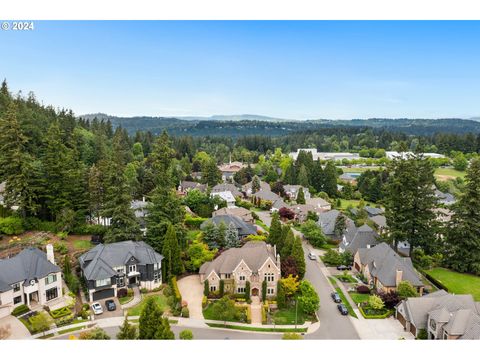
[273,244,277,258]
[142,196,145,202]
[395,269,403,286]
[276,253,281,269]
[46,244,55,265]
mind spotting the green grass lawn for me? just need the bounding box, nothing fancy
[340,167,381,173]
[425,267,480,301]
[434,167,466,179]
[73,240,93,250]
[119,295,134,305]
[207,323,307,333]
[57,325,87,335]
[255,219,269,231]
[127,294,170,316]
[273,306,309,325]
[329,277,357,318]
[349,292,370,305]
[202,303,247,323]
[334,274,357,283]
[337,199,380,210]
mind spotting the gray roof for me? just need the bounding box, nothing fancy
[0,248,61,292]
[272,198,289,210]
[199,241,277,276]
[242,180,270,193]
[212,207,253,222]
[211,183,242,198]
[357,243,423,287]
[79,241,163,281]
[306,197,330,208]
[201,215,257,237]
[370,215,387,228]
[180,181,207,192]
[0,181,5,193]
[434,189,456,205]
[252,189,282,202]
[131,199,149,218]
[340,224,379,254]
[317,210,353,236]
[364,206,384,217]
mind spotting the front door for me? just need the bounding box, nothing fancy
[129,276,138,285]
[251,288,259,296]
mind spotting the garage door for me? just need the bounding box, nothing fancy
[92,288,114,301]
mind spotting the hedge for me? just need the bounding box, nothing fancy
[11,304,30,317]
[170,276,182,304]
[185,215,207,229]
[358,306,394,319]
[420,270,448,292]
[50,306,73,319]
[0,217,24,235]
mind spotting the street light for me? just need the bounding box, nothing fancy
[295,297,298,329]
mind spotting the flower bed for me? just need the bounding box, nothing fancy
[358,306,393,319]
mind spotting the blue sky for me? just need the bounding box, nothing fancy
[1,21,479,119]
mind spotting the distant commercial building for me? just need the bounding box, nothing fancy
[289,149,360,162]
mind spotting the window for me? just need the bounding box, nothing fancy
[239,275,246,281]
[13,283,20,292]
[210,286,217,292]
[267,288,274,295]
[237,287,246,293]
[225,274,231,279]
[117,277,124,287]
[14,296,22,304]
[264,273,275,282]
[154,263,160,271]
[46,287,58,301]
[154,271,160,283]
[128,265,137,273]
[45,274,57,285]
[95,278,111,287]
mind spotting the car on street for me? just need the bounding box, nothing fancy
[336,264,352,271]
[308,252,317,260]
[337,304,349,316]
[105,299,116,311]
[331,292,341,303]
[91,302,103,315]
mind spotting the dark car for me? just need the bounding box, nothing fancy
[337,304,349,316]
[105,299,116,311]
[331,292,341,303]
[336,265,352,271]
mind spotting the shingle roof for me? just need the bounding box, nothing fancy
[340,223,379,254]
[211,191,236,204]
[357,243,422,287]
[365,206,384,217]
[370,215,387,228]
[199,241,278,276]
[306,197,330,208]
[434,189,456,205]
[0,248,61,292]
[78,241,163,281]
[213,207,253,222]
[181,181,207,192]
[201,215,257,237]
[211,183,242,198]
[252,189,282,202]
[317,210,352,236]
[242,180,270,193]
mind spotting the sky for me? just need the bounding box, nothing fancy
[0,21,479,119]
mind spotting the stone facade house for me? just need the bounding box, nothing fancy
[353,243,424,295]
[79,241,163,302]
[199,241,281,299]
[0,246,62,319]
[396,290,480,339]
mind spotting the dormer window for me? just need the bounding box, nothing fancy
[12,283,20,292]
[430,319,436,331]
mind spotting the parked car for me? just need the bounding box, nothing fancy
[105,299,116,311]
[336,265,352,271]
[308,252,317,260]
[337,304,349,316]
[91,302,103,315]
[331,292,341,303]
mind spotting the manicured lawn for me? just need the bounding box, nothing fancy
[119,295,134,305]
[329,277,357,318]
[335,274,357,283]
[57,325,87,335]
[337,199,379,210]
[255,219,269,231]
[202,303,247,323]
[273,306,308,325]
[340,167,382,173]
[73,240,93,250]
[434,167,466,179]
[207,323,307,333]
[425,267,480,301]
[349,292,370,305]
[127,294,170,316]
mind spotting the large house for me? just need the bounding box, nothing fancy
[211,183,243,198]
[199,241,281,298]
[288,149,360,162]
[283,185,311,201]
[210,190,236,208]
[79,241,163,302]
[242,180,271,197]
[90,198,149,229]
[396,290,480,339]
[201,214,257,239]
[305,197,331,211]
[317,209,354,240]
[339,224,379,255]
[218,161,246,182]
[353,243,424,295]
[177,181,207,195]
[212,207,254,224]
[0,246,62,318]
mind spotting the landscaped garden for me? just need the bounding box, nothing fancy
[425,267,480,301]
[349,292,370,304]
[127,293,170,316]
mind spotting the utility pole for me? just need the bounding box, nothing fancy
[295,297,298,329]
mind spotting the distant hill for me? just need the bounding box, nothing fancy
[78,113,480,136]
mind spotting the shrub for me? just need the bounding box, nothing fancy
[202,296,208,308]
[321,249,344,266]
[179,329,193,340]
[82,303,90,311]
[282,333,302,340]
[56,231,68,240]
[185,215,207,229]
[53,242,68,255]
[64,273,80,294]
[23,217,57,232]
[11,304,30,317]
[117,288,128,298]
[181,307,190,318]
[170,276,182,304]
[163,284,173,297]
[204,280,209,297]
[50,306,73,319]
[378,291,401,308]
[397,281,418,298]
[0,217,24,235]
[356,285,371,294]
[367,295,385,310]
[71,224,107,235]
[55,314,74,327]
[416,329,428,340]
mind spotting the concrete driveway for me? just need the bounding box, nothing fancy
[178,275,204,320]
[0,315,31,339]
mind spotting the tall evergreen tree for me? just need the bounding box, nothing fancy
[281,228,295,258]
[162,223,184,279]
[384,154,438,255]
[251,175,261,194]
[310,160,325,193]
[225,222,240,248]
[204,159,222,186]
[138,297,173,340]
[296,165,309,187]
[446,158,480,274]
[323,161,338,197]
[296,187,306,204]
[291,235,306,279]
[267,212,283,249]
[117,317,138,339]
[0,102,39,217]
[283,164,296,185]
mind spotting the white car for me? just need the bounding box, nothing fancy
[91,302,103,315]
[308,252,317,260]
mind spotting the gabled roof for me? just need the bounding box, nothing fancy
[317,210,353,236]
[211,183,242,198]
[340,223,379,254]
[364,206,384,217]
[180,181,207,192]
[79,241,163,281]
[0,248,61,292]
[357,243,422,287]
[211,191,236,204]
[252,189,282,202]
[370,215,387,228]
[306,197,330,208]
[199,241,278,276]
[242,180,270,193]
[201,215,257,237]
[213,207,253,222]
[434,189,456,204]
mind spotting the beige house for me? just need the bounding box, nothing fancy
[199,241,281,299]
[212,207,254,224]
[353,243,424,295]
